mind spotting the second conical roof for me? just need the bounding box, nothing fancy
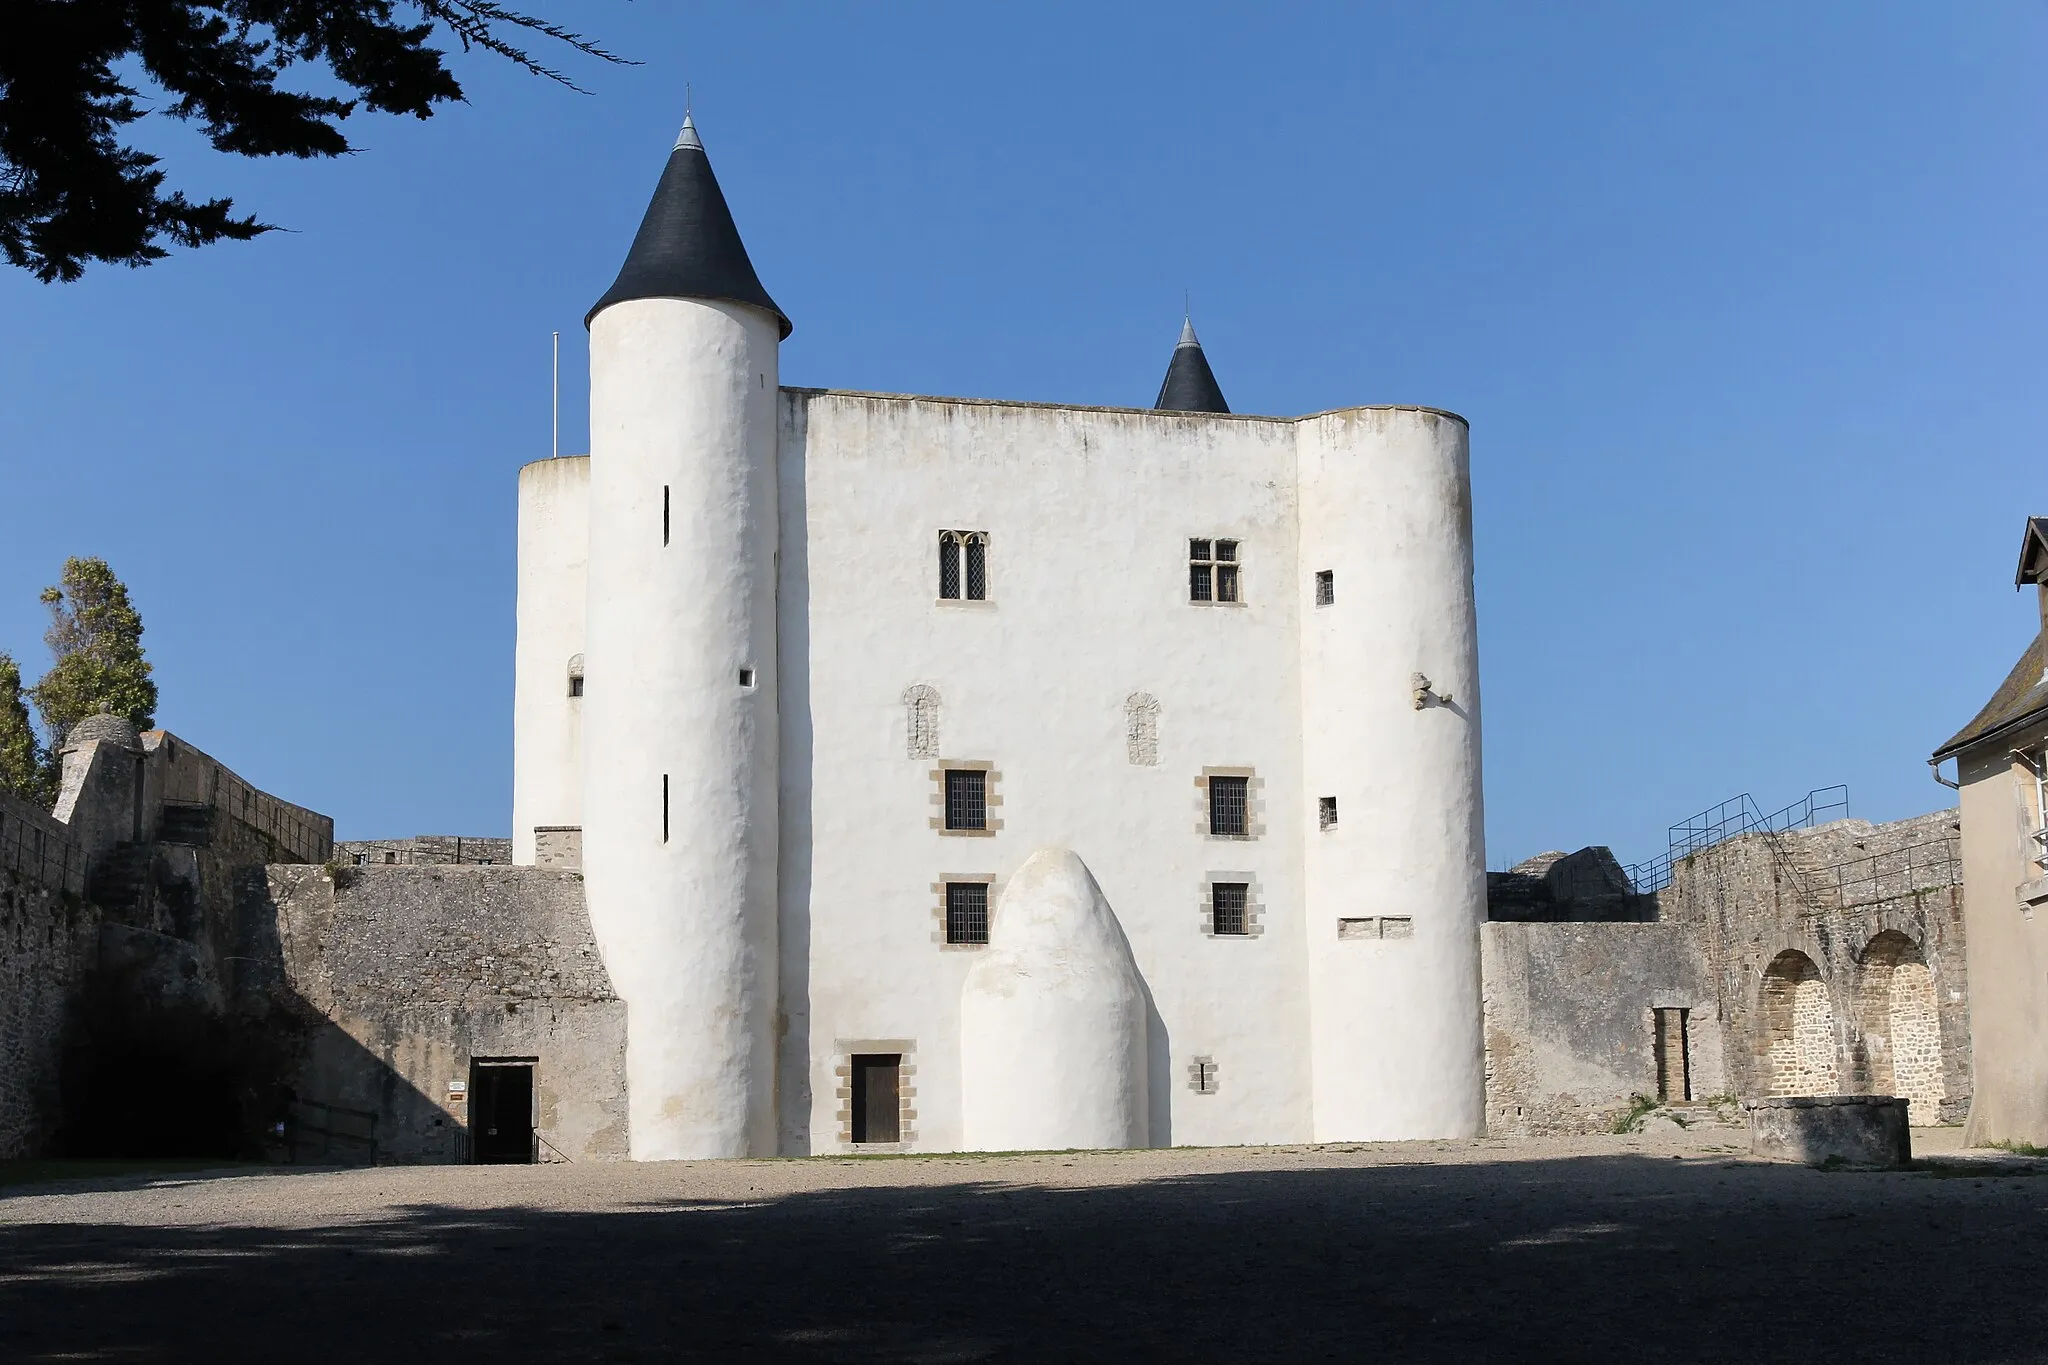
[1153,318,1229,413]
[586,116,791,336]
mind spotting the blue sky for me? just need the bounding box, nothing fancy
[1,3,2041,863]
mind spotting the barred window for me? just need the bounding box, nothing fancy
[1315,570,1334,606]
[1211,882,1249,936]
[945,882,989,945]
[939,531,989,601]
[945,769,987,831]
[1208,776,1248,837]
[939,532,961,599]
[1319,796,1338,830]
[1190,538,1240,603]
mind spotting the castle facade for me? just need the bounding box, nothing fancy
[510,117,1487,1158]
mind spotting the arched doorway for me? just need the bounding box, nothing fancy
[1761,950,1838,1096]
[1859,931,1946,1126]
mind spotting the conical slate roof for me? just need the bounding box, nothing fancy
[586,115,791,336]
[1153,317,1229,414]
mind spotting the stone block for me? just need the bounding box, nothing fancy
[1746,1095,1912,1167]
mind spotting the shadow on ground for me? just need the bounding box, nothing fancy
[3,1152,2045,1362]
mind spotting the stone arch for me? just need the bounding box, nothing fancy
[1858,930,1945,1125]
[903,685,941,759]
[1124,693,1161,766]
[1760,949,1838,1096]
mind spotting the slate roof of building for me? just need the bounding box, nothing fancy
[1153,318,1230,413]
[1934,630,2048,760]
[586,115,791,337]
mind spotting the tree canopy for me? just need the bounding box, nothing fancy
[0,653,40,801]
[32,556,158,749]
[2,1,625,282]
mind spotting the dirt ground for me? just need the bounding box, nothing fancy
[2,1127,2044,1363]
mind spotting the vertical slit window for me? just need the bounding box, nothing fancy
[1211,883,1249,936]
[1208,776,1249,836]
[662,774,669,844]
[663,486,670,546]
[1315,570,1335,606]
[945,882,990,944]
[965,534,987,600]
[939,532,961,599]
[944,769,987,831]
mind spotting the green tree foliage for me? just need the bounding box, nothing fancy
[1,2,627,282]
[31,557,158,746]
[0,651,44,801]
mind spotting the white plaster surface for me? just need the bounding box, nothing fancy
[581,296,781,1159]
[511,455,588,866]
[959,848,1150,1151]
[1296,408,1487,1140]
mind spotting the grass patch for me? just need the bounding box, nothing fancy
[1982,1139,2048,1157]
[1611,1094,1659,1135]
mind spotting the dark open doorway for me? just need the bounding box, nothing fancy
[850,1054,901,1144]
[470,1060,535,1164]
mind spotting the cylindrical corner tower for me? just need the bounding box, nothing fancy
[581,117,790,1159]
[1295,406,1485,1141]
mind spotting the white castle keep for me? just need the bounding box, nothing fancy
[511,116,1488,1159]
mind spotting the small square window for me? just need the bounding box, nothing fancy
[1315,570,1335,606]
[1319,796,1338,830]
[945,882,989,944]
[944,769,987,831]
[1189,537,1241,603]
[1208,776,1249,837]
[738,668,755,687]
[1211,882,1249,936]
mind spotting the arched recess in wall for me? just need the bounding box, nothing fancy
[1760,949,1838,1097]
[1858,930,1945,1125]
[903,685,941,759]
[567,653,586,698]
[1125,693,1160,766]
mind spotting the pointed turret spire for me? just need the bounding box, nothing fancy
[586,115,791,336]
[1153,315,1229,413]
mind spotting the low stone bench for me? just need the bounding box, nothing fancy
[1746,1095,1912,1168]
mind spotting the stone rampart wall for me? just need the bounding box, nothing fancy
[334,836,513,867]
[248,865,627,1163]
[0,866,100,1157]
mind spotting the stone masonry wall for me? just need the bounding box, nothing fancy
[0,862,100,1159]
[334,836,513,867]
[1658,809,1970,1123]
[1482,922,1727,1136]
[248,865,627,1163]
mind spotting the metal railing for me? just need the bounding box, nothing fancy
[1623,786,1849,894]
[0,797,85,895]
[1808,836,1961,910]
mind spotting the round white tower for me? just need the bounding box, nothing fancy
[581,116,790,1159]
[1296,406,1485,1141]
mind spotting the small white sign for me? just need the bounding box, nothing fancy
[448,1081,467,1095]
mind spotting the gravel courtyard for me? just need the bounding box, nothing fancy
[3,1128,2044,1363]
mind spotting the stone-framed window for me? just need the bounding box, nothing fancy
[1314,570,1335,606]
[932,874,995,947]
[903,684,942,759]
[834,1039,917,1150]
[938,531,990,603]
[931,761,1001,837]
[1188,537,1244,605]
[1188,1055,1220,1095]
[1125,693,1161,766]
[1200,872,1265,937]
[1196,767,1263,840]
[1337,916,1412,940]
